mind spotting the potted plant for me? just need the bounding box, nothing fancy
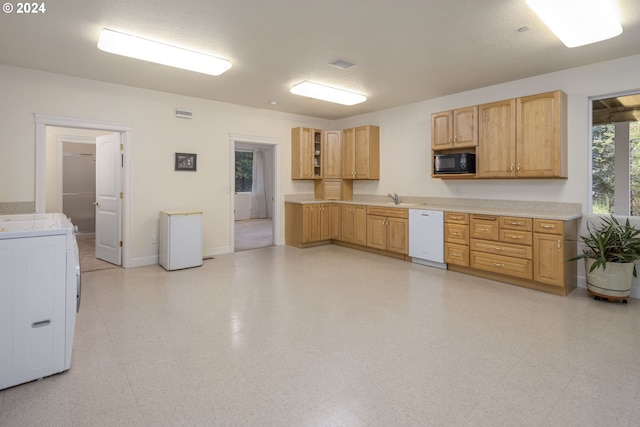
[571,215,640,303]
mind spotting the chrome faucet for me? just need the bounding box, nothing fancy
[387,192,400,205]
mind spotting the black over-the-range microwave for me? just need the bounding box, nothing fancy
[434,152,476,174]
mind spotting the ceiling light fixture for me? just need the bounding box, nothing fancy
[525,0,623,48]
[290,81,367,106]
[97,28,232,76]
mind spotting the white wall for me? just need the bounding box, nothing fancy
[0,64,330,266]
[2,53,640,277]
[336,53,640,214]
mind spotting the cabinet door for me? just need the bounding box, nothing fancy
[342,128,356,178]
[367,215,387,250]
[478,99,516,177]
[452,106,478,148]
[387,217,408,254]
[516,91,567,178]
[355,126,380,179]
[533,233,564,287]
[318,204,332,241]
[291,127,315,179]
[331,204,342,240]
[341,205,355,243]
[431,111,453,150]
[301,204,314,242]
[353,205,368,246]
[323,131,342,179]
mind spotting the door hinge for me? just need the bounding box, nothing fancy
[119,241,123,247]
[120,143,124,151]
[120,192,123,199]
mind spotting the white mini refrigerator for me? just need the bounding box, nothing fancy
[159,210,203,270]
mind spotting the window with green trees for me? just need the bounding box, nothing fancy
[235,151,253,193]
[592,93,640,216]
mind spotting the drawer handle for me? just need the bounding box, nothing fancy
[510,221,523,226]
[451,232,460,236]
[494,263,505,267]
[510,235,523,240]
[495,246,503,251]
[451,253,461,257]
[541,225,555,229]
[451,216,462,220]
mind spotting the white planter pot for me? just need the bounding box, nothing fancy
[585,258,634,298]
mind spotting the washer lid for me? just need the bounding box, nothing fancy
[0,213,72,239]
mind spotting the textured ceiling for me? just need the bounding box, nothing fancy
[1,0,639,120]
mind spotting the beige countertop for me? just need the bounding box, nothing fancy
[284,195,582,221]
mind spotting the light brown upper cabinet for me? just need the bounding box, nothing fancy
[322,130,342,179]
[431,106,478,150]
[478,91,567,178]
[291,127,322,179]
[516,91,567,178]
[342,125,380,179]
[477,99,516,177]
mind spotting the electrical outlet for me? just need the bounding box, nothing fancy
[151,236,157,244]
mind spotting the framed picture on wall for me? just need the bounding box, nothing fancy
[175,153,197,171]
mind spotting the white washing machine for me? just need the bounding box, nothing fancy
[0,213,81,390]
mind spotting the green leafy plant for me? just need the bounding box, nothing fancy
[571,215,640,277]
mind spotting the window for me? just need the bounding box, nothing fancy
[235,150,253,193]
[591,93,640,215]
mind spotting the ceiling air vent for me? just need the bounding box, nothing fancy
[175,108,192,119]
[329,59,356,70]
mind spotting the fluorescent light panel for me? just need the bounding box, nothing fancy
[290,81,367,106]
[97,29,231,76]
[526,0,622,48]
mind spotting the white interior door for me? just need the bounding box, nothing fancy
[95,133,122,265]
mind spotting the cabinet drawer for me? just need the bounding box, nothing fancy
[446,243,469,267]
[499,216,532,231]
[445,212,469,225]
[533,219,563,235]
[471,252,533,280]
[471,215,499,241]
[367,206,408,218]
[499,230,532,245]
[471,239,532,259]
[445,223,469,245]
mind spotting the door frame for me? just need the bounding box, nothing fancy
[228,133,280,251]
[34,113,132,267]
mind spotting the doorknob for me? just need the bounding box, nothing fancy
[93,202,100,207]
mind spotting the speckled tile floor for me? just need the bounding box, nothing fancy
[2,245,640,426]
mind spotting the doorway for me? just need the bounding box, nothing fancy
[230,135,279,251]
[35,114,132,267]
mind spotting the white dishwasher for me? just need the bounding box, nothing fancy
[409,209,446,269]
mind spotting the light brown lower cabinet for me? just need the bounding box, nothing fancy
[446,211,578,295]
[341,204,367,246]
[366,206,408,254]
[285,203,331,247]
